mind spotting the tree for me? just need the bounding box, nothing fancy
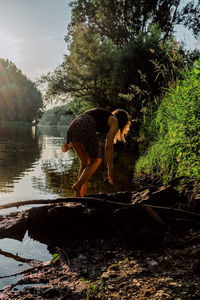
[0,59,43,122]
[43,25,190,113]
[68,0,200,46]
[41,0,199,117]
[41,23,118,108]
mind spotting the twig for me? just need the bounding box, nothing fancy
[0,249,41,264]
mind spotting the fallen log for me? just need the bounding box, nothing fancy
[0,197,131,210]
[1,186,200,250]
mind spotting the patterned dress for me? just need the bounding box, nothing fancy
[66,108,113,159]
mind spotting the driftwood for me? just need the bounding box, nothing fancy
[0,185,200,248]
[0,197,130,210]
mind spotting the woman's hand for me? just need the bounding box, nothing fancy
[62,143,71,152]
[107,169,114,185]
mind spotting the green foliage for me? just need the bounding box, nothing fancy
[69,0,200,46]
[43,23,117,109]
[43,23,194,117]
[0,59,43,122]
[82,277,104,299]
[113,26,188,118]
[40,0,199,121]
[51,253,60,264]
[135,58,200,183]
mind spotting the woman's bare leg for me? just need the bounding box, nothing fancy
[73,158,102,197]
[71,142,102,197]
[71,142,91,197]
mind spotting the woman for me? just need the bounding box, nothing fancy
[62,108,131,197]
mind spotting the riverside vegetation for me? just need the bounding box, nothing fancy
[135,58,200,186]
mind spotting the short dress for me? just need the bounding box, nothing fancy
[66,108,112,159]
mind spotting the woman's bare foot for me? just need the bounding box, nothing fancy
[72,184,81,197]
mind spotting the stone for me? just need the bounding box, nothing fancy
[102,272,111,280]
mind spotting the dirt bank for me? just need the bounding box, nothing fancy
[1,182,200,299]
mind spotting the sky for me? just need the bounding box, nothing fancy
[0,0,71,81]
[0,0,199,82]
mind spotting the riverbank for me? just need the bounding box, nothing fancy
[1,182,200,299]
[2,230,200,300]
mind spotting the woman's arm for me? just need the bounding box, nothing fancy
[105,116,119,184]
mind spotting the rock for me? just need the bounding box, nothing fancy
[0,212,26,241]
[147,260,159,267]
[102,272,110,280]
[107,285,115,290]
[23,294,35,300]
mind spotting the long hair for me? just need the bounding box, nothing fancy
[112,109,131,143]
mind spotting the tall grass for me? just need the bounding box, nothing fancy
[135,58,200,184]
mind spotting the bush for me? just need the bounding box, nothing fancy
[135,58,200,183]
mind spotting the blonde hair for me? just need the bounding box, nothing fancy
[112,109,131,143]
[114,120,131,143]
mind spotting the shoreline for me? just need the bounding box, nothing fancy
[0,183,200,298]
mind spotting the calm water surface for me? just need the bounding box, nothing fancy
[0,124,137,290]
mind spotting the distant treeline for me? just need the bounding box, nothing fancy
[0,59,43,123]
[39,98,92,126]
[39,104,73,126]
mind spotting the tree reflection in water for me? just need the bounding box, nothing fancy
[0,124,138,202]
[0,125,41,194]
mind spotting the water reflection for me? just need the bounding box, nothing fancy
[0,125,41,195]
[0,124,138,290]
[0,124,137,205]
[0,231,52,290]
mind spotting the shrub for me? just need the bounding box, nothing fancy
[135,58,200,184]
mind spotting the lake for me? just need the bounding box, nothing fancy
[0,124,137,290]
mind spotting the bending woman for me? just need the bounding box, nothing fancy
[62,108,131,197]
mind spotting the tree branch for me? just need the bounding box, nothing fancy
[0,197,130,210]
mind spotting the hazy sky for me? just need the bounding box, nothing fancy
[0,0,198,82]
[0,0,71,80]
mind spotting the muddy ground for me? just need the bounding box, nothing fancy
[1,183,200,299]
[1,231,200,300]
